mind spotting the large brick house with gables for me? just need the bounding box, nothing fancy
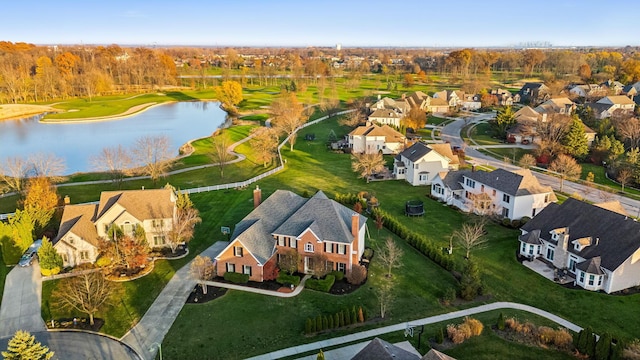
[215,188,367,282]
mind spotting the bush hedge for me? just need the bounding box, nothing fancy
[305,275,335,292]
[304,306,367,334]
[276,273,301,286]
[328,270,344,281]
[223,272,250,284]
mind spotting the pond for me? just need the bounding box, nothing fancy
[0,101,228,175]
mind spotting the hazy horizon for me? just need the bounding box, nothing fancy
[3,0,639,48]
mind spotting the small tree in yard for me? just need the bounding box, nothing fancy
[346,264,367,285]
[22,176,59,233]
[53,272,113,326]
[377,237,403,278]
[250,127,280,167]
[277,248,300,275]
[519,153,537,169]
[375,213,384,238]
[190,255,215,294]
[548,154,582,192]
[270,91,307,151]
[309,253,330,279]
[452,222,487,259]
[168,202,201,253]
[617,167,633,192]
[459,259,482,301]
[2,330,54,360]
[210,135,233,178]
[351,152,386,183]
[375,278,394,318]
[37,236,63,276]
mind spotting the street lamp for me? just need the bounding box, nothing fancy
[150,342,163,360]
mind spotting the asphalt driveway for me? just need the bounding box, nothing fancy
[0,261,47,338]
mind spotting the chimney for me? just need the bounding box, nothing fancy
[142,186,145,190]
[253,186,262,209]
[561,233,569,251]
[64,195,70,205]
[351,213,359,239]
[472,165,476,172]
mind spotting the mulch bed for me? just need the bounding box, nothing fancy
[212,277,282,291]
[186,285,228,304]
[48,317,104,332]
[149,246,188,258]
[329,278,366,295]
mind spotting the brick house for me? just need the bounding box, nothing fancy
[215,188,367,282]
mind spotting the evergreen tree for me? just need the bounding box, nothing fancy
[345,309,352,325]
[305,318,312,334]
[562,116,589,158]
[316,349,325,360]
[335,312,341,328]
[497,312,505,331]
[491,106,517,139]
[316,315,323,331]
[595,332,612,360]
[37,237,63,276]
[328,314,334,329]
[459,259,482,301]
[323,315,328,330]
[575,329,587,353]
[436,327,444,344]
[586,327,597,357]
[2,330,54,360]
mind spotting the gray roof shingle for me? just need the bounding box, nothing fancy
[521,198,640,271]
[398,142,433,162]
[465,168,523,195]
[352,338,419,360]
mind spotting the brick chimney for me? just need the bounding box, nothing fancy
[64,195,70,205]
[351,213,360,265]
[253,186,262,209]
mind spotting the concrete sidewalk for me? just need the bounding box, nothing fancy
[120,241,229,360]
[204,274,311,298]
[246,302,582,360]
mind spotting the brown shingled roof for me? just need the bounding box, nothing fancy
[428,143,459,165]
[96,189,175,222]
[54,204,100,247]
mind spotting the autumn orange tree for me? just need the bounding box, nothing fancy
[270,91,308,151]
[215,80,243,114]
[22,176,59,233]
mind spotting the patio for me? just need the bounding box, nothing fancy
[522,257,575,285]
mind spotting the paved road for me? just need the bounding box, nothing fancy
[246,302,582,360]
[440,115,640,216]
[0,262,47,338]
[0,331,140,360]
[121,241,230,360]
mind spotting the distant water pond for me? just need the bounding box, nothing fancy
[0,101,228,174]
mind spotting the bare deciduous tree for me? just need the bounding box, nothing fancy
[375,278,394,319]
[548,154,582,192]
[131,135,174,183]
[351,152,386,183]
[270,92,307,151]
[210,136,233,178]
[452,222,487,259]
[190,255,215,294]
[518,154,537,169]
[309,253,330,279]
[90,145,132,186]
[277,248,300,275]
[27,153,66,182]
[168,205,201,253]
[617,168,633,192]
[377,237,403,277]
[0,156,30,193]
[614,117,640,149]
[52,272,113,326]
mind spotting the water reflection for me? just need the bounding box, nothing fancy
[0,101,226,174]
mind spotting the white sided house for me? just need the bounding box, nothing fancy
[348,123,405,154]
[518,198,640,293]
[431,168,556,220]
[393,142,459,186]
[53,189,177,267]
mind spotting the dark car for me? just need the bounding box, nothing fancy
[18,239,43,267]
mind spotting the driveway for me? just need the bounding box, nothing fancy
[0,261,47,338]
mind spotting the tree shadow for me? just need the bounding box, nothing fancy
[164,92,198,102]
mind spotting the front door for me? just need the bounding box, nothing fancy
[304,256,313,274]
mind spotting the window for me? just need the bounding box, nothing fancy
[153,235,166,246]
[325,242,333,253]
[520,242,526,253]
[532,208,536,217]
[569,256,577,272]
[234,246,243,257]
[579,271,585,284]
[152,219,164,228]
[337,262,346,273]
[546,247,555,261]
[80,251,90,261]
[122,222,134,235]
[413,164,418,169]
[597,276,602,286]
[290,237,297,249]
[305,243,314,252]
[465,178,476,188]
[544,194,550,203]
[528,245,534,255]
[278,236,285,247]
[503,194,511,203]
[492,189,496,196]
[326,261,334,271]
[419,174,428,181]
[398,168,405,175]
[338,244,347,255]
[502,208,509,218]
[62,254,68,263]
[226,263,235,273]
[480,185,485,192]
[243,265,252,276]
[588,274,595,286]
[69,238,74,244]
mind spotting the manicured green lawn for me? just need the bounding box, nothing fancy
[465,122,502,146]
[427,116,449,126]
[478,148,533,164]
[580,162,640,198]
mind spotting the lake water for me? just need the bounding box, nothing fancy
[0,101,228,175]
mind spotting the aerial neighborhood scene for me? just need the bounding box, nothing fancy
[3,1,640,359]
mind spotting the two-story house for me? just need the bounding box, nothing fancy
[348,122,406,154]
[393,142,459,186]
[518,198,640,293]
[368,108,403,128]
[534,97,576,116]
[215,189,367,282]
[431,168,556,220]
[53,188,177,267]
[588,95,636,119]
[518,82,550,105]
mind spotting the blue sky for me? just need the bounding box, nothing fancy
[2,0,638,47]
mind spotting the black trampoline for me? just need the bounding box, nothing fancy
[405,200,425,216]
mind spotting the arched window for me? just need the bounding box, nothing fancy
[304,243,314,252]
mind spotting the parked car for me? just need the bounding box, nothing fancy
[18,239,43,267]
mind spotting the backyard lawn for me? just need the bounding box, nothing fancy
[463,122,502,146]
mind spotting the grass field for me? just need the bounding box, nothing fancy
[464,122,502,146]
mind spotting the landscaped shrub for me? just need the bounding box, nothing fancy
[502,218,511,227]
[40,267,61,276]
[276,273,301,286]
[323,316,328,330]
[595,332,612,360]
[464,316,483,336]
[305,274,335,292]
[339,311,345,327]
[357,307,364,323]
[328,270,344,281]
[552,328,573,348]
[335,313,341,328]
[328,315,334,329]
[497,312,505,331]
[446,317,483,344]
[223,272,249,284]
[346,265,367,285]
[510,219,521,228]
[363,248,374,260]
[95,256,111,268]
[436,327,444,344]
[345,309,351,325]
[316,315,323,332]
[351,308,357,325]
[305,318,312,334]
[520,216,531,225]
[623,339,640,359]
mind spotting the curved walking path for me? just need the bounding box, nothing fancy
[246,302,582,360]
[204,274,311,298]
